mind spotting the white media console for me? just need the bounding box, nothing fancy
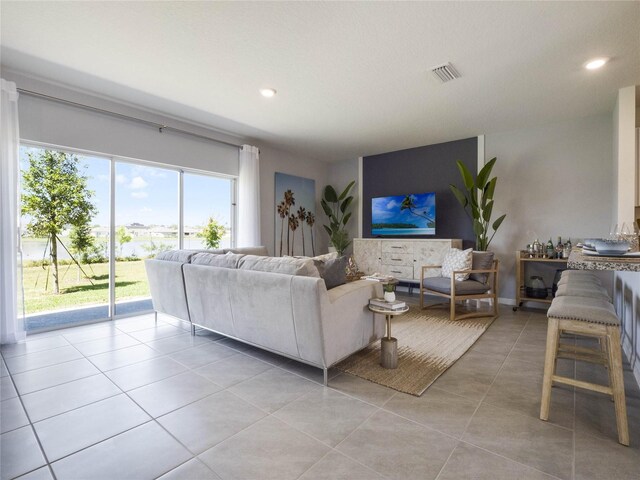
[353,238,462,283]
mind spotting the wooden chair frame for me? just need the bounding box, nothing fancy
[419,259,499,321]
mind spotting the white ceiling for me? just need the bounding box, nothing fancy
[1,1,639,162]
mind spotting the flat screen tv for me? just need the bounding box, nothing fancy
[372,192,436,236]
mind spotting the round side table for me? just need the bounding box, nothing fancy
[368,304,410,369]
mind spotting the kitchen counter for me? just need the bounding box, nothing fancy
[568,249,640,272]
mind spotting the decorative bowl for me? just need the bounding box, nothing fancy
[594,239,630,255]
[582,238,601,248]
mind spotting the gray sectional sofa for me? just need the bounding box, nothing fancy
[145,247,384,385]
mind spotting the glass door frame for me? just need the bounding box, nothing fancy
[20,140,238,327]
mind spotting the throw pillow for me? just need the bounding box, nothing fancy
[237,255,320,277]
[441,248,473,282]
[291,252,338,262]
[314,255,348,289]
[469,251,494,283]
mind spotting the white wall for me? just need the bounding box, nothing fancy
[485,115,614,302]
[258,144,330,256]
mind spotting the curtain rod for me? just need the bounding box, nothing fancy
[16,88,242,149]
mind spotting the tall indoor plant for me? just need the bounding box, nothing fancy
[321,180,355,255]
[449,157,506,251]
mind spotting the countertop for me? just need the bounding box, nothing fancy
[568,249,640,272]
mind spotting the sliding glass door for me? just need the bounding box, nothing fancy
[19,143,237,333]
[183,172,234,250]
[114,162,179,316]
[19,145,111,331]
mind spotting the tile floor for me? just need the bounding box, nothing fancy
[1,299,639,480]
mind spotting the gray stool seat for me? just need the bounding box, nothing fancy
[547,296,618,325]
[560,270,599,279]
[557,270,601,286]
[554,283,611,302]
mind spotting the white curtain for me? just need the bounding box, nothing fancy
[1,79,25,344]
[237,145,261,247]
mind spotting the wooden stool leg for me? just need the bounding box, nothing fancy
[606,326,629,446]
[540,317,560,421]
[599,336,615,401]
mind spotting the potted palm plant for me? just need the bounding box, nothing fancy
[449,157,506,251]
[321,180,355,255]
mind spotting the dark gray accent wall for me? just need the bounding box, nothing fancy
[363,137,477,248]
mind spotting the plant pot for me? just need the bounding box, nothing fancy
[384,291,396,302]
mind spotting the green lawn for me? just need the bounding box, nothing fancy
[23,260,150,314]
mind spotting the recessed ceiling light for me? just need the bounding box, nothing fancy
[260,88,277,98]
[585,58,608,70]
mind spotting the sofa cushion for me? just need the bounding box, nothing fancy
[441,248,473,281]
[314,255,348,289]
[154,250,197,263]
[237,255,320,277]
[224,246,269,256]
[470,251,494,283]
[423,276,490,295]
[191,252,244,269]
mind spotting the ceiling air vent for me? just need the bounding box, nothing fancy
[430,63,461,83]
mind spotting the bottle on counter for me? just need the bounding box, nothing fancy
[546,238,554,258]
[555,236,564,259]
[563,238,572,258]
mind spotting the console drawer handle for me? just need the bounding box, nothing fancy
[391,270,402,274]
[391,258,402,261]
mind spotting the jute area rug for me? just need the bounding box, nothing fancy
[336,305,495,396]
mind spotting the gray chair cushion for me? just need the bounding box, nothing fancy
[548,296,619,326]
[470,251,494,283]
[422,276,490,295]
[314,255,348,290]
[191,252,244,269]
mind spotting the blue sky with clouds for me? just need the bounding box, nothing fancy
[372,192,436,227]
[20,146,232,228]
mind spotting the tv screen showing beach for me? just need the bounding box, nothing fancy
[371,192,436,236]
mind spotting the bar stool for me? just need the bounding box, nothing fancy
[540,295,629,446]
